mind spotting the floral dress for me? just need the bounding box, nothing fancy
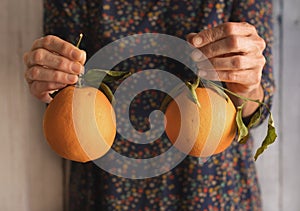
[44,0,274,210]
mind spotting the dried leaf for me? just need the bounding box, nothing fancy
[236,103,249,142]
[239,107,262,144]
[189,78,278,159]
[248,107,262,129]
[254,113,277,160]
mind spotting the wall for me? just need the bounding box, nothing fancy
[0,1,63,211]
[0,0,299,210]
[254,0,300,210]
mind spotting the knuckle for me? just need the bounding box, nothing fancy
[242,22,256,32]
[227,35,239,50]
[31,37,43,49]
[258,37,266,50]
[42,35,54,47]
[52,71,61,82]
[30,67,40,80]
[231,56,243,69]
[32,49,43,63]
[223,22,235,35]
[59,42,69,54]
[56,58,66,70]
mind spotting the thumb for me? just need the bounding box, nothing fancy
[186,33,197,44]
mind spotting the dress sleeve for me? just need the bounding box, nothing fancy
[230,0,275,126]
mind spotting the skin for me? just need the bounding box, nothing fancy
[24,22,265,117]
[187,22,266,117]
[23,35,86,103]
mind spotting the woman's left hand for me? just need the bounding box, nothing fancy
[187,22,266,116]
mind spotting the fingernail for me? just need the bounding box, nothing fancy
[186,33,197,42]
[71,62,83,73]
[193,36,202,46]
[68,74,78,83]
[71,49,82,60]
[81,50,86,61]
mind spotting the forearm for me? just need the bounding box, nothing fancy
[228,84,264,118]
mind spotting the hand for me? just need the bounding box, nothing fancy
[187,22,266,116]
[23,35,86,103]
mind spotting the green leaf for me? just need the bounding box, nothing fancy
[82,69,131,87]
[99,82,115,104]
[248,107,262,129]
[254,113,277,160]
[236,103,249,143]
[239,107,262,144]
[186,82,200,107]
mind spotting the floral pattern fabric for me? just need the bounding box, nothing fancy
[44,0,274,210]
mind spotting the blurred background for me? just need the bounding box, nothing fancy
[0,0,299,210]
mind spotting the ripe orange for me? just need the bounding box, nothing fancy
[164,87,237,157]
[43,86,116,162]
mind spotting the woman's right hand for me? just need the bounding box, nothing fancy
[23,35,86,103]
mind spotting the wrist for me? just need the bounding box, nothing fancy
[227,84,264,117]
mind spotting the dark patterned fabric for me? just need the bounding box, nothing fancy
[44,0,274,210]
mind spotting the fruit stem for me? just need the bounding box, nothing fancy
[206,79,276,121]
[186,76,201,107]
[76,33,83,48]
[204,79,262,105]
[186,81,201,107]
[75,33,84,88]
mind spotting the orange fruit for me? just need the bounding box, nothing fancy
[164,87,237,157]
[43,86,116,162]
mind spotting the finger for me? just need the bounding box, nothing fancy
[196,35,262,59]
[186,33,197,44]
[191,22,258,48]
[25,66,79,84]
[31,35,86,64]
[23,52,29,65]
[37,93,53,104]
[198,68,262,86]
[25,48,84,74]
[197,55,266,71]
[29,81,66,103]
